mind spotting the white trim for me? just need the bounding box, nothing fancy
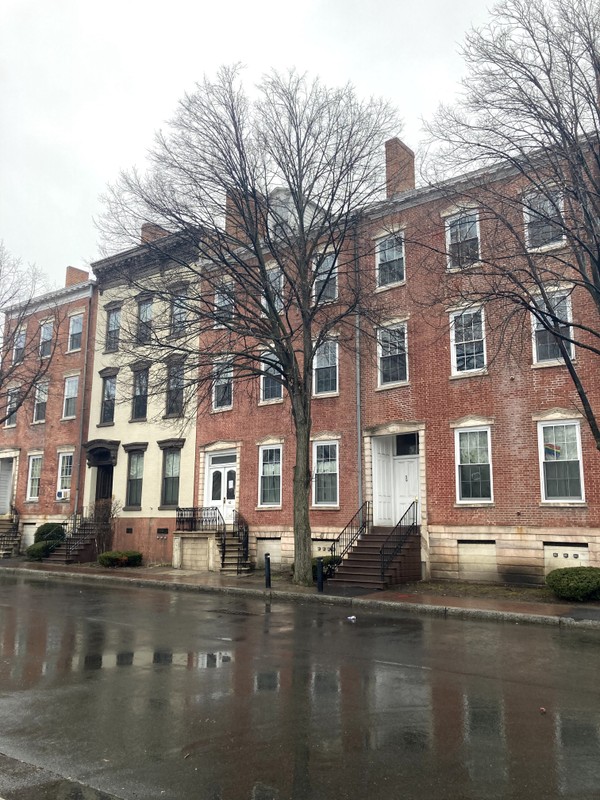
[377,322,408,387]
[523,188,565,251]
[312,252,338,303]
[444,209,480,270]
[56,451,74,500]
[312,440,339,507]
[531,289,573,365]
[375,232,406,289]
[212,361,233,411]
[26,454,42,502]
[449,306,487,376]
[313,340,339,397]
[62,375,79,419]
[66,312,84,353]
[454,426,494,504]
[258,444,282,508]
[537,420,585,503]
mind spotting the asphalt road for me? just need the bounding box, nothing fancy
[0,574,599,799]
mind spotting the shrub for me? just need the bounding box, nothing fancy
[26,541,54,561]
[546,567,600,602]
[34,523,66,543]
[98,550,142,568]
[311,555,341,580]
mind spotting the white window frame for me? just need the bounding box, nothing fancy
[137,297,153,344]
[12,328,26,364]
[260,358,283,404]
[531,290,573,365]
[105,307,121,352]
[538,420,584,503]
[212,362,233,411]
[258,445,282,507]
[445,210,480,270]
[56,452,74,500]
[313,340,339,396]
[312,441,339,507]
[26,454,42,501]
[62,375,79,419]
[524,189,564,251]
[262,266,284,314]
[39,320,53,358]
[5,388,19,427]
[33,382,49,423]
[450,307,487,375]
[313,252,338,303]
[377,323,408,387]
[214,279,234,327]
[376,233,405,288]
[67,313,83,352]
[455,426,494,504]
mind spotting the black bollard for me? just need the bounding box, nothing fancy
[264,553,271,589]
[316,557,324,593]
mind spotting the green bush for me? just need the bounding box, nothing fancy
[34,523,66,543]
[546,567,600,602]
[26,541,54,561]
[98,550,142,568]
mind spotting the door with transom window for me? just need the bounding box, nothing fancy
[204,451,237,523]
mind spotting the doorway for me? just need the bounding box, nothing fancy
[0,458,14,515]
[204,451,237,523]
[372,433,419,527]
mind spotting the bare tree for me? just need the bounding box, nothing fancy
[424,0,600,446]
[98,67,399,584]
[0,242,59,427]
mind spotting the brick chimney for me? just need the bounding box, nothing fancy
[385,138,415,198]
[141,223,170,243]
[65,266,89,287]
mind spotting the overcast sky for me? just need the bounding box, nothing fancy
[0,0,492,287]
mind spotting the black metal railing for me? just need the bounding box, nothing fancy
[45,514,100,561]
[176,506,226,534]
[233,511,249,574]
[329,501,371,576]
[379,501,419,581]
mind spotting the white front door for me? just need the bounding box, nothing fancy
[393,456,419,521]
[204,451,237,523]
[0,459,14,515]
[373,437,394,526]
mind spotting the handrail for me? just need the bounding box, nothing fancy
[379,501,419,581]
[329,501,371,575]
[233,511,249,573]
[176,506,226,533]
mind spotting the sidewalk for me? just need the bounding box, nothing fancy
[1,559,599,629]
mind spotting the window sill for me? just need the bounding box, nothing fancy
[311,505,340,511]
[313,391,339,399]
[31,420,46,426]
[162,413,183,420]
[539,501,586,507]
[4,424,16,430]
[526,240,566,255]
[129,417,148,423]
[61,416,77,422]
[446,261,481,274]
[211,406,232,414]
[123,505,142,512]
[24,499,39,504]
[258,398,284,407]
[256,505,283,511]
[103,348,119,355]
[66,348,82,355]
[454,501,494,507]
[375,280,406,293]
[97,421,115,427]
[450,369,488,380]
[531,359,572,369]
[375,381,409,391]
[158,505,178,511]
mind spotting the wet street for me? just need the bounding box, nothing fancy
[0,575,599,799]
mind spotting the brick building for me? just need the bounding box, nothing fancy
[0,267,96,549]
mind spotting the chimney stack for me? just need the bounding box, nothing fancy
[141,223,170,243]
[385,138,415,198]
[65,266,89,287]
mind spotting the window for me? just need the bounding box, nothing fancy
[525,190,563,249]
[33,382,48,423]
[68,314,83,351]
[62,376,79,418]
[450,308,486,374]
[39,321,53,358]
[132,367,149,420]
[261,358,283,402]
[214,280,234,326]
[161,449,180,507]
[538,421,583,502]
[455,428,493,503]
[13,328,25,364]
[171,293,187,336]
[105,307,121,352]
[377,234,405,287]
[213,362,233,410]
[137,298,153,344]
[314,341,338,395]
[26,455,42,501]
[532,291,572,363]
[313,442,339,506]
[378,325,407,385]
[101,375,116,424]
[166,362,184,416]
[263,267,284,314]
[126,451,144,507]
[446,210,479,269]
[259,446,282,506]
[314,253,337,302]
[57,453,73,499]
[5,388,19,427]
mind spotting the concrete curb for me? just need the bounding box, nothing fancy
[3,566,600,629]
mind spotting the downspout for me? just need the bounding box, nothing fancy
[353,220,363,511]
[74,284,93,515]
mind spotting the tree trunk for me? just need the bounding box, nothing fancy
[291,395,313,585]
